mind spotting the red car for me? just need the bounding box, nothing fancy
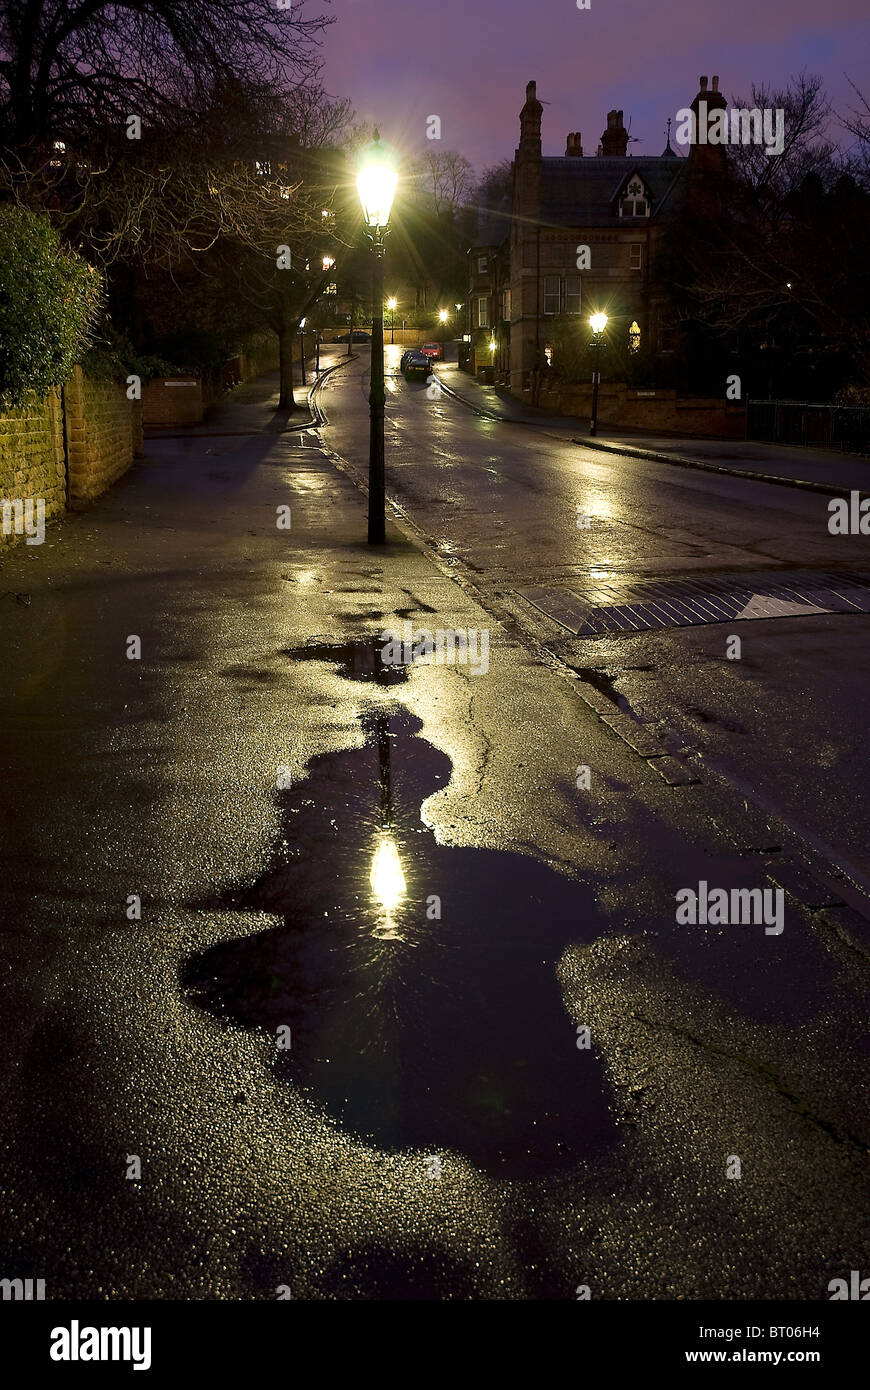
[420,342,443,360]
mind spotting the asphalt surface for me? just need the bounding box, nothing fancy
[0,350,868,1300]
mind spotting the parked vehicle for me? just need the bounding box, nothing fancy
[403,351,432,380]
[420,342,443,360]
[334,330,371,343]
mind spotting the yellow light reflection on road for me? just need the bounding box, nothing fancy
[370,835,406,911]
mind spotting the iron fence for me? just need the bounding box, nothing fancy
[746,400,870,455]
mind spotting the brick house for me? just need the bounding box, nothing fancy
[468,76,727,398]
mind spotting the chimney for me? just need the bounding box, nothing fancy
[565,131,583,157]
[690,72,727,120]
[518,79,543,159]
[600,109,628,157]
[688,72,728,179]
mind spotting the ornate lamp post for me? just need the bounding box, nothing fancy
[589,311,608,437]
[356,133,398,544]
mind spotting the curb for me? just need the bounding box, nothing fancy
[572,436,870,502]
[433,373,868,502]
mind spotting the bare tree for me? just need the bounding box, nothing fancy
[411,149,475,216]
[0,0,331,153]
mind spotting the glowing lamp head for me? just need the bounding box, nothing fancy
[489,338,497,354]
[356,133,398,230]
[590,312,608,335]
[439,309,449,324]
[387,297,397,311]
[370,834,406,912]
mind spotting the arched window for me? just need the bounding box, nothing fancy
[629,321,641,353]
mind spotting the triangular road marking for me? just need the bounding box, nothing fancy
[734,593,831,620]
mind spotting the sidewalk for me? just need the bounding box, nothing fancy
[435,364,870,497]
[143,348,350,437]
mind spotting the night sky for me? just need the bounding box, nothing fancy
[320,0,870,171]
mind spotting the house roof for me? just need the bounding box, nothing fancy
[471,206,512,250]
[538,155,686,227]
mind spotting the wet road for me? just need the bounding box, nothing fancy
[0,359,868,1300]
[323,347,870,889]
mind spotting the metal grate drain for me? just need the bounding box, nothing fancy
[516,571,870,636]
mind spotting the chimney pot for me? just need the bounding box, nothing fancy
[712,75,719,92]
[699,75,708,91]
[526,81,537,101]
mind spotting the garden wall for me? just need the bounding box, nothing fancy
[1,371,141,545]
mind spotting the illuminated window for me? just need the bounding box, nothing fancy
[544,344,553,367]
[629,321,641,353]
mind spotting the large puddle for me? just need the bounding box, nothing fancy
[182,689,616,1177]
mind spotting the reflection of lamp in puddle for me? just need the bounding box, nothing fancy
[369,711,407,918]
[370,834,406,910]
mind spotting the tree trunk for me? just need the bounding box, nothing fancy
[278,328,296,410]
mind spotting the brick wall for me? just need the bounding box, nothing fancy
[530,381,746,437]
[239,333,280,380]
[0,389,66,547]
[1,371,141,545]
[141,377,204,427]
[65,368,143,507]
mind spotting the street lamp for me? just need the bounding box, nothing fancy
[387,296,397,344]
[299,317,307,388]
[357,131,398,544]
[439,309,449,324]
[589,311,608,437]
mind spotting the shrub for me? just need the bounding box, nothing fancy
[0,205,102,406]
[81,321,175,383]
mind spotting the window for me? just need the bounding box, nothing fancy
[628,320,641,353]
[620,177,650,218]
[477,255,488,274]
[500,288,511,322]
[543,275,561,315]
[630,244,643,270]
[563,275,581,315]
[657,307,676,353]
[476,296,488,328]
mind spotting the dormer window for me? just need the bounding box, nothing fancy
[620,176,650,217]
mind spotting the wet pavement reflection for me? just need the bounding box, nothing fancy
[183,680,616,1177]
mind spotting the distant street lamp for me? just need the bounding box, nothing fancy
[439,308,449,324]
[387,296,397,344]
[589,311,608,437]
[357,132,398,544]
[299,317,307,388]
